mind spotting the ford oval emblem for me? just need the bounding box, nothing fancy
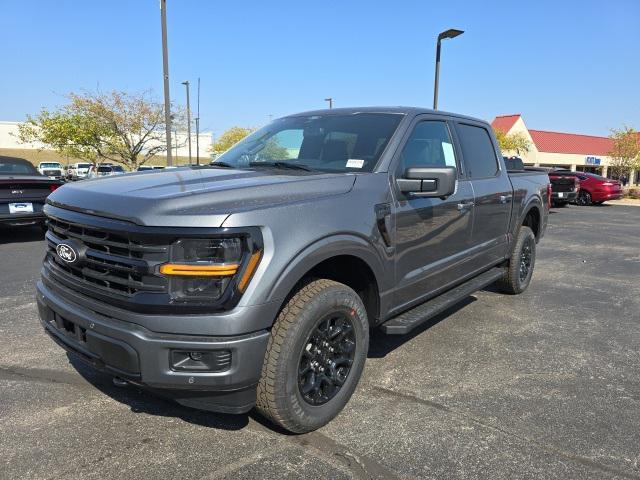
[56,243,77,263]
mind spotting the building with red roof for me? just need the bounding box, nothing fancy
[491,114,638,184]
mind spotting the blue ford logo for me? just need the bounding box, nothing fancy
[56,243,77,263]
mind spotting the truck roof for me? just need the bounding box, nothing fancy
[284,106,486,124]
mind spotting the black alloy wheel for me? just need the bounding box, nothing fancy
[519,237,533,283]
[298,312,356,406]
[578,190,592,206]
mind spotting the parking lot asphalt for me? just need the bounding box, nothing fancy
[1,204,639,480]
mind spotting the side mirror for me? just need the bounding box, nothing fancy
[397,166,457,198]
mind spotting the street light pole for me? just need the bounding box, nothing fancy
[182,81,192,164]
[160,0,173,166]
[433,28,464,110]
[195,77,200,165]
[324,98,333,109]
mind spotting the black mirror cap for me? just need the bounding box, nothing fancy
[398,166,457,199]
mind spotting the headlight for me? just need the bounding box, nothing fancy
[160,237,261,304]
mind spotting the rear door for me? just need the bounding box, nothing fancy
[390,115,476,311]
[454,121,512,268]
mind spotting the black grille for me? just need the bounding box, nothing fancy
[46,216,169,297]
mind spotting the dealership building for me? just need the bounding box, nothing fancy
[491,114,638,185]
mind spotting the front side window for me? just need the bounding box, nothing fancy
[457,124,499,179]
[399,121,457,172]
[213,113,403,173]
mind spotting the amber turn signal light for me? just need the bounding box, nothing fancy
[237,251,262,292]
[159,263,239,277]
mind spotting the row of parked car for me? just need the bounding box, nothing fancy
[504,157,624,207]
[36,161,172,182]
[37,162,126,181]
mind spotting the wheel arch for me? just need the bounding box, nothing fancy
[266,235,387,326]
[520,201,542,240]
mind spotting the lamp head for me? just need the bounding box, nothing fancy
[438,29,464,41]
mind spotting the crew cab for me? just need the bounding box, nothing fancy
[1,156,62,227]
[37,161,64,180]
[37,107,549,433]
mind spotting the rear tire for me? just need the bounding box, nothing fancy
[496,226,536,295]
[256,279,368,433]
[577,190,592,206]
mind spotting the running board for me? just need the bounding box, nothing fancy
[380,268,505,335]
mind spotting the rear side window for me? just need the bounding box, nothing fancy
[457,124,499,179]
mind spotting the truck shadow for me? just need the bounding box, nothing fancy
[67,294,480,431]
[368,296,476,358]
[0,225,45,245]
[67,354,252,431]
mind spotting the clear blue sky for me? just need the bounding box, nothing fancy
[1,0,638,138]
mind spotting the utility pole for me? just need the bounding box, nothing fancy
[160,0,173,166]
[324,98,333,109]
[195,77,200,165]
[433,29,464,110]
[182,80,192,164]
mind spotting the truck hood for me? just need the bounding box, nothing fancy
[47,167,356,227]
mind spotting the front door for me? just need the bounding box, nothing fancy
[391,117,475,312]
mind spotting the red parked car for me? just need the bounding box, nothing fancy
[576,172,622,205]
[570,172,623,205]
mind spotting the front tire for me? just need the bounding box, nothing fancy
[496,226,536,294]
[256,279,369,433]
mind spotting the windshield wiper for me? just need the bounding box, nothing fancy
[249,161,314,172]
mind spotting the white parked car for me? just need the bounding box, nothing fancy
[37,162,64,180]
[137,165,165,171]
[66,162,92,180]
[87,164,126,178]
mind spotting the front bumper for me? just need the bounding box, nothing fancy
[0,212,46,226]
[36,280,271,414]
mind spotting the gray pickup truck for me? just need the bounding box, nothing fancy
[37,107,550,433]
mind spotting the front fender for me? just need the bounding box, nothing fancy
[266,233,389,304]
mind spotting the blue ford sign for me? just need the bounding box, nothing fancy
[585,156,601,165]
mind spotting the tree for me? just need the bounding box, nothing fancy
[17,90,181,169]
[608,126,640,179]
[211,127,254,153]
[493,128,532,155]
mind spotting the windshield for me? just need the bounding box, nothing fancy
[77,163,91,169]
[40,163,61,168]
[97,166,112,173]
[213,113,403,173]
[111,166,124,172]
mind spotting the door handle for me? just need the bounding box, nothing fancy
[457,201,474,211]
[499,195,513,204]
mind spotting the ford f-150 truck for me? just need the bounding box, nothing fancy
[37,107,549,433]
